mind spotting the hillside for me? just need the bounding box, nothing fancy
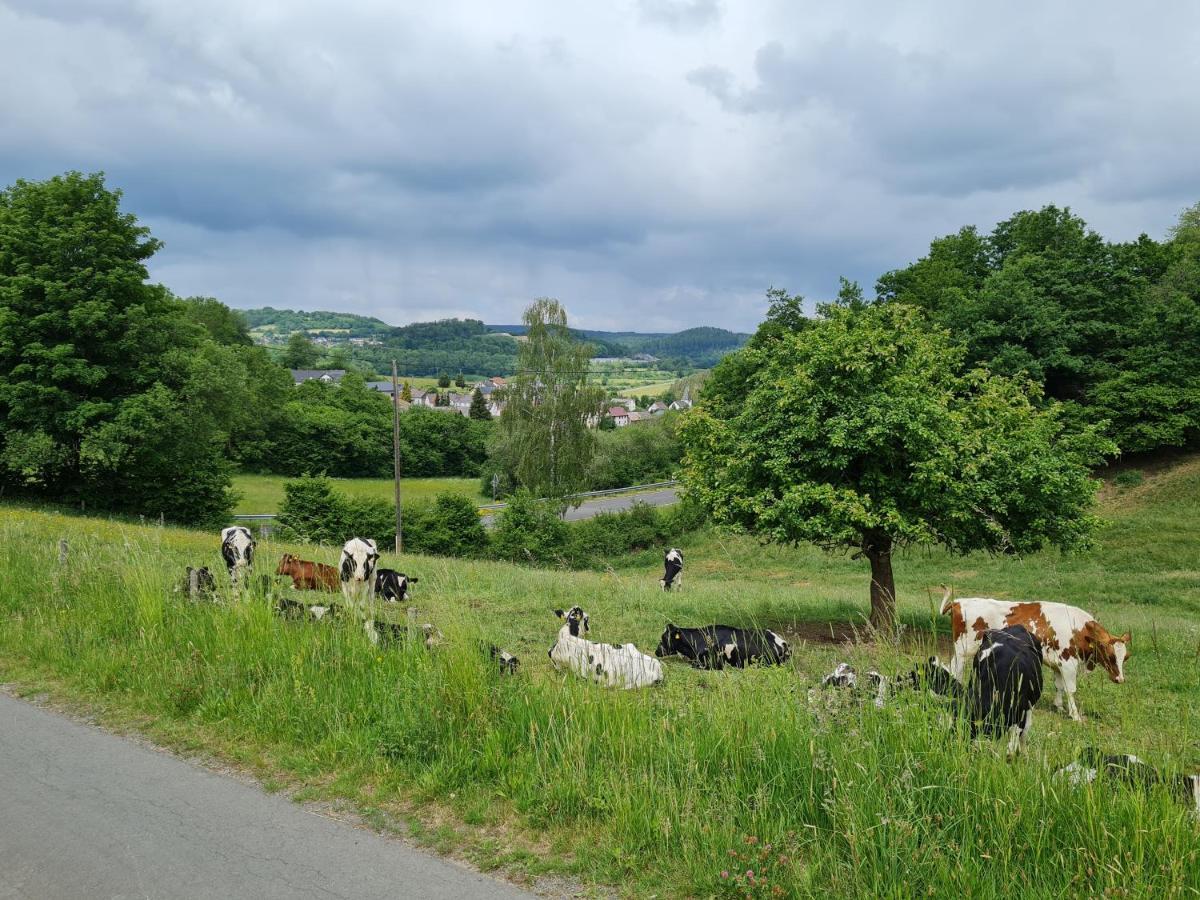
[490,323,750,367]
[241,307,391,339]
[1,455,1197,896]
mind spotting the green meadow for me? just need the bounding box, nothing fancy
[1,456,1198,897]
[231,474,486,515]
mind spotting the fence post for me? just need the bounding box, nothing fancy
[188,567,199,600]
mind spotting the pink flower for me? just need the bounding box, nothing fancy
[720,871,729,879]
[746,870,755,879]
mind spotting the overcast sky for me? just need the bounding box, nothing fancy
[2,1,1197,331]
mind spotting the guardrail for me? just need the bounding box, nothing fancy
[232,479,680,521]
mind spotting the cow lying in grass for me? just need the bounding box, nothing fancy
[275,596,338,621]
[826,626,1043,756]
[655,623,791,669]
[375,569,417,603]
[486,644,520,675]
[276,554,339,591]
[941,588,1129,721]
[548,607,663,689]
[1057,748,1200,820]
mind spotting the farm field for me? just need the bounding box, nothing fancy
[232,474,486,514]
[1,457,1198,897]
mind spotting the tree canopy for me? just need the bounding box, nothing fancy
[680,303,1114,627]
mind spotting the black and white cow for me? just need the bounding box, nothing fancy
[549,607,663,689]
[220,526,255,585]
[965,626,1044,756]
[372,620,441,649]
[375,569,418,604]
[1058,748,1200,820]
[660,548,683,592]
[487,644,520,675]
[655,623,791,669]
[275,596,339,621]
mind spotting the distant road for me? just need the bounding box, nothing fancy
[479,486,679,526]
[0,691,532,900]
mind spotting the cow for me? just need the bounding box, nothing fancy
[967,626,1043,757]
[339,538,379,610]
[375,569,418,604]
[941,587,1130,721]
[371,620,440,649]
[660,548,683,592]
[833,658,957,708]
[548,607,663,689]
[275,596,339,621]
[1058,748,1200,820]
[487,644,520,675]
[655,623,791,669]
[275,554,339,592]
[220,526,255,585]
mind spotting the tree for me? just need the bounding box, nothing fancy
[680,303,1114,629]
[437,370,451,388]
[401,381,413,402]
[491,298,606,506]
[323,345,350,370]
[182,296,253,346]
[0,171,233,524]
[468,387,492,420]
[284,331,319,368]
[454,371,466,388]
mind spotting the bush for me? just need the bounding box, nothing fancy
[276,476,394,546]
[490,491,569,565]
[404,493,488,558]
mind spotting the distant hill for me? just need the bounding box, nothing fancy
[486,324,749,367]
[241,307,390,338]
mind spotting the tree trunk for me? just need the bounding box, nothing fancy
[864,532,897,632]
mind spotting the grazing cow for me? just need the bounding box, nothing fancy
[1058,749,1200,820]
[655,623,791,669]
[967,626,1043,756]
[941,588,1130,721]
[660,548,683,592]
[275,554,339,592]
[375,569,418,604]
[339,538,379,612]
[548,607,663,689]
[220,526,255,585]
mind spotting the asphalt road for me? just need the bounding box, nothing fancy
[481,486,679,527]
[0,691,532,900]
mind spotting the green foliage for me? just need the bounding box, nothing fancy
[241,306,390,337]
[436,370,451,388]
[490,299,607,507]
[681,303,1115,626]
[488,490,569,564]
[587,414,681,490]
[468,387,491,421]
[0,171,233,525]
[276,475,394,546]
[878,203,1200,453]
[283,331,319,368]
[404,493,487,558]
[1113,469,1144,488]
[182,296,253,346]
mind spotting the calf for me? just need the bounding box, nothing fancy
[660,548,683,592]
[836,658,958,708]
[371,621,440,649]
[220,526,255,585]
[548,607,663,689]
[941,588,1130,721]
[275,596,339,621]
[967,626,1043,756]
[375,569,418,604]
[487,644,520,675]
[275,553,339,591]
[339,538,380,615]
[655,623,790,669]
[1058,749,1200,820]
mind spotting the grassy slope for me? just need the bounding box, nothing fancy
[232,475,485,514]
[2,458,1199,897]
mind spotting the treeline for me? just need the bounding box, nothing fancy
[875,204,1200,454]
[241,307,390,337]
[357,318,519,377]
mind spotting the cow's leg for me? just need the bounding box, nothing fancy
[363,619,379,646]
[1019,707,1034,752]
[676,574,682,592]
[1051,668,1066,714]
[1005,723,1023,758]
[1061,665,1083,722]
[949,637,974,682]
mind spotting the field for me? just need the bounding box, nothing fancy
[1,457,1198,897]
[232,474,486,514]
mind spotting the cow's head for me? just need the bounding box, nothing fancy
[1082,622,1131,683]
[341,538,379,583]
[275,554,295,575]
[554,606,589,636]
[655,624,687,657]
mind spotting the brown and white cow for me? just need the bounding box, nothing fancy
[940,587,1130,722]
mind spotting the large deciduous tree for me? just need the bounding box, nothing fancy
[0,171,235,524]
[680,303,1114,629]
[283,331,319,368]
[491,298,606,507]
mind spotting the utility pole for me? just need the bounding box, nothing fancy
[391,358,403,554]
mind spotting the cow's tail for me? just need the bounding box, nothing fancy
[938,584,955,616]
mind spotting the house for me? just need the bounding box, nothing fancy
[607,406,631,427]
[648,401,668,415]
[290,369,346,385]
[450,393,473,415]
[410,389,438,408]
[611,398,637,411]
[668,387,693,412]
[626,411,650,423]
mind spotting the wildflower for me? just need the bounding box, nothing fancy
[720,871,729,879]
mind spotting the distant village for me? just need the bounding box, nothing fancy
[289,369,691,426]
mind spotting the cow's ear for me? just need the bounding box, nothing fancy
[1119,631,1131,644]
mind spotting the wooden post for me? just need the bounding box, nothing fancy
[392,358,403,554]
[188,567,199,600]
[57,539,69,565]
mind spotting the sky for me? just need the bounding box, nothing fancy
[2,1,1198,332]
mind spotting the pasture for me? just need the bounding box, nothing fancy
[232,474,485,515]
[1,457,1198,897]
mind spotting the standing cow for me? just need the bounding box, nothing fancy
[220,526,256,586]
[660,548,683,592]
[340,538,380,640]
[941,587,1129,721]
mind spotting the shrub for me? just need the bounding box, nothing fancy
[1114,469,1144,488]
[277,476,394,546]
[490,491,569,565]
[404,493,488,558]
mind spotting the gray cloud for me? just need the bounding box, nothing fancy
[1,0,1197,331]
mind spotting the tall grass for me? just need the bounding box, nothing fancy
[2,462,1199,896]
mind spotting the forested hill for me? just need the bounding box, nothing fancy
[241,307,390,336]
[488,324,750,367]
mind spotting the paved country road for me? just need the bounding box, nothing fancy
[0,691,533,900]
[481,486,679,526]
